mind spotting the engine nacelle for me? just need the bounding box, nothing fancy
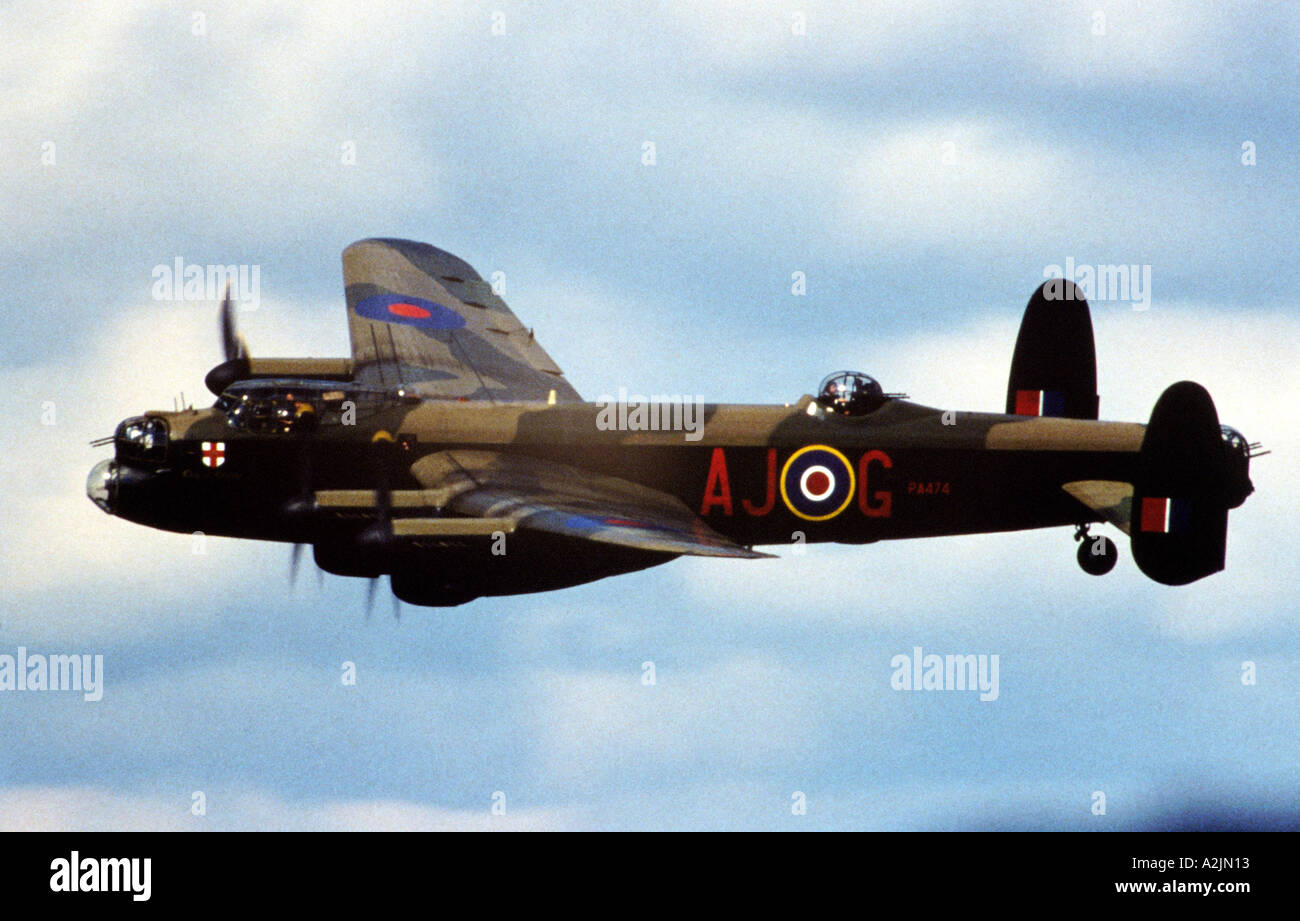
[390,569,481,607]
[313,541,385,579]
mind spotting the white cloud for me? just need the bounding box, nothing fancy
[1,0,452,250]
[662,0,1282,92]
[0,785,575,831]
[1022,1,1241,89]
[836,119,1071,250]
[530,655,829,786]
[0,292,345,642]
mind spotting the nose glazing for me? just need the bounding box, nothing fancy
[87,458,117,513]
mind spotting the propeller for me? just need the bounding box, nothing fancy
[206,284,252,395]
[361,576,402,620]
[360,433,401,619]
[286,405,319,588]
[219,283,248,362]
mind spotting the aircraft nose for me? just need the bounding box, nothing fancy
[87,458,118,514]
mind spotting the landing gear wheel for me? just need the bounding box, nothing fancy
[1076,534,1118,576]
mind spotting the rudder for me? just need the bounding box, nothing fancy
[1130,381,1230,586]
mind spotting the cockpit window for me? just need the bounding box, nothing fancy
[115,416,169,460]
[817,371,888,416]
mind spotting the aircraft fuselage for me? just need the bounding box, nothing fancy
[91,394,1146,551]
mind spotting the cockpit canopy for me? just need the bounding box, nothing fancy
[817,371,888,416]
[215,379,405,433]
[115,415,168,461]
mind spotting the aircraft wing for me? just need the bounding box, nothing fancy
[1062,480,1134,535]
[409,450,772,559]
[343,238,582,403]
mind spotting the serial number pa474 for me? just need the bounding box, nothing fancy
[907,481,950,495]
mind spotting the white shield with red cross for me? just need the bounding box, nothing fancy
[201,441,226,468]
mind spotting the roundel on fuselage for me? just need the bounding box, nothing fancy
[780,445,856,521]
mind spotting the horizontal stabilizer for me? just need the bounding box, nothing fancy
[1062,480,1133,535]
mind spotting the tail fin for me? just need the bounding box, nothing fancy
[1131,381,1230,585]
[1005,279,1100,419]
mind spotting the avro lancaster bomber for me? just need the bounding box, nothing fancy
[88,239,1261,607]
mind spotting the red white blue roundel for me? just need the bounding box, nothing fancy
[780,445,856,521]
[353,294,466,331]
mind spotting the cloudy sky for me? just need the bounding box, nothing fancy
[1,0,1297,830]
